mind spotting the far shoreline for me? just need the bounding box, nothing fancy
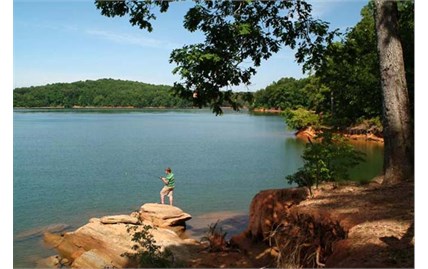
[13,107,384,144]
[13,106,250,111]
[295,126,384,144]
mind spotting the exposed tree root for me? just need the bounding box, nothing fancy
[266,213,346,268]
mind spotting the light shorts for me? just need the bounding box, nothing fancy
[160,186,174,197]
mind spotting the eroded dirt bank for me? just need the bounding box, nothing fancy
[296,126,384,144]
[193,179,414,268]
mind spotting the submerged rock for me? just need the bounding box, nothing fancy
[15,223,70,241]
[35,255,61,268]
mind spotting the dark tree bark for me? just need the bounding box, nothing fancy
[374,0,414,183]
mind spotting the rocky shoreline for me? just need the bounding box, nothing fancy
[40,203,198,268]
[40,179,413,268]
[296,126,384,144]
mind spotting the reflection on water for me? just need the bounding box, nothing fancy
[349,141,384,181]
[293,136,384,182]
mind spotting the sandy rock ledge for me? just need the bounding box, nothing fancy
[43,203,197,268]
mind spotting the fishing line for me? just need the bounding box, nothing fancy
[139,170,162,179]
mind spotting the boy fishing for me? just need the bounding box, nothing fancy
[159,167,175,206]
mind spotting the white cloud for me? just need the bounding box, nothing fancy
[16,20,181,50]
[86,29,182,50]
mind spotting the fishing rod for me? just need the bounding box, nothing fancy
[140,170,163,180]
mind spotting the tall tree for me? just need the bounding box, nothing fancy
[374,0,413,183]
[316,4,382,126]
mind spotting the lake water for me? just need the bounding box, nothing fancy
[13,109,384,267]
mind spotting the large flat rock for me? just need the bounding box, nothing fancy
[139,203,192,227]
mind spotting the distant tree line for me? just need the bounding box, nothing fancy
[13,79,191,108]
[13,78,254,110]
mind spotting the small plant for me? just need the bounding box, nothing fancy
[121,224,174,268]
[286,132,365,195]
[201,220,228,252]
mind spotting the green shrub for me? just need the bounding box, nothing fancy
[122,224,174,268]
[283,108,320,130]
[286,132,365,195]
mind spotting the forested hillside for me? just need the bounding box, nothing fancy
[13,79,192,108]
[13,78,255,110]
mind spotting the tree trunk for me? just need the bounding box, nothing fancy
[374,0,413,183]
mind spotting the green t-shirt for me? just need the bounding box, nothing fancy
[166,173,175,188]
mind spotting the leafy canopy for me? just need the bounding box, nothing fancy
[95,0,338,114]
[314,2,414,126]
[250,2,413,130]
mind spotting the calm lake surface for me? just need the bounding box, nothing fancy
[13,109,384,267]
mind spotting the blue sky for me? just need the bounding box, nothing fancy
[13,0,369,90]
